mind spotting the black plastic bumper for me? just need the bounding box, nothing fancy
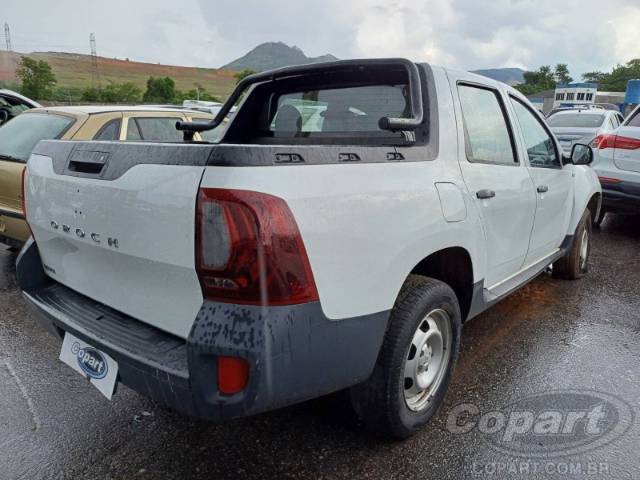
[601,182,640,213]
[17,239,389,421]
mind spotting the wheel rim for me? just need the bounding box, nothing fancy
[579,227,589,271]
[403,308,452,412]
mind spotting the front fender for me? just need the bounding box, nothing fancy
[568,165,602,234]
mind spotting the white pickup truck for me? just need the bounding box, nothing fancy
[18,59,601,438]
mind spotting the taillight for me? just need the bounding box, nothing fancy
[21,167,27,218]
[591,134,640,150]
[590,134,616,150]
[195,188,319,306]
[598,176,621,184]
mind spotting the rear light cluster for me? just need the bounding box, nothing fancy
[590,134,640,150]
[195,188,319,306]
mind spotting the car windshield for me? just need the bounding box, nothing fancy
[0,113,74,162]
[547,113,605,128]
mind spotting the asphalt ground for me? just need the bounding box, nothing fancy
[1,214,639,480]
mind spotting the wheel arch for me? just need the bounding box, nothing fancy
[409,246,475,322]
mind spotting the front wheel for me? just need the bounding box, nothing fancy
[553,209,592,280]
[350,275,461,438]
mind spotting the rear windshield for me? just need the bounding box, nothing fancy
[547,113,605,128]
[0,112,74,162]
[223,66,420,145]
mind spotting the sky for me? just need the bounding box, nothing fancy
[2,0,640,78]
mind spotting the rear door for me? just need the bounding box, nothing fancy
[508,95,573,264]
[450,77,537,288]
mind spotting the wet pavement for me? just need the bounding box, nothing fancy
[1,215,639,480]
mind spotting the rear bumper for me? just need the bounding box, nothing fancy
[18,239,389,421]
[0,208,29,247]
[601,182,640,213]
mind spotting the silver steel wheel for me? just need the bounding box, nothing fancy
[579,227,589,271]
[403,308,452,412]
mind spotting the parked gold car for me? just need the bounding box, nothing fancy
[0,105,218,247]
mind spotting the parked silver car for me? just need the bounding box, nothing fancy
[547,108,624,153]
[0,89,41,126]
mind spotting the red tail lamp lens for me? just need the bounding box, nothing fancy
[217,356,249,395]
[591,134,640,150]
[196,188,319,306]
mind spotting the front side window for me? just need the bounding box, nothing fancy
[458,84,516,165]
[0,112,74,162]
[510,97,560,168]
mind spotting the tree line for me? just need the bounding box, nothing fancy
[515,59,640,95]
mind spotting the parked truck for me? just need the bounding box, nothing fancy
[17,59,601,438]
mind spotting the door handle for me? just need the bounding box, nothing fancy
[537,185,549,193]
[476,189,496,199]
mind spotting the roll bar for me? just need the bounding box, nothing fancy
[176,58,424,141]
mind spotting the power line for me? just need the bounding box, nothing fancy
[89,32,101,89]
[4,23,12,51]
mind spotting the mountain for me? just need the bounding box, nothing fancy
[222,42,338,72]
[471,68,526,85]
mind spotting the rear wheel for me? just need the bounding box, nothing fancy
[350,275,461,438]
[553,209,592,279]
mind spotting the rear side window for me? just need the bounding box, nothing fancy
[458,84,516,165]
[0,112,73,162]
[627,110,640,127]
[126,117,183,142]
[93,119,121,140]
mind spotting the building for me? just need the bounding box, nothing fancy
[553,83,598,109]
[527,87,625,116]
[623,79,640,115]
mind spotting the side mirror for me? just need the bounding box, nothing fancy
[569,143,593,166]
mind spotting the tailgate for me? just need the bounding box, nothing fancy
[613,126,640,173]
[25,140,215,338]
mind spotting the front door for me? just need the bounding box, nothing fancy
[451,78,537,288]
[508,96,573,265]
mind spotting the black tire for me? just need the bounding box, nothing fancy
[350,275,461,438]
[553,209,592,280]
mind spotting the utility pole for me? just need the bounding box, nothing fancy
[4,23,12,51]
[90,32,101,89]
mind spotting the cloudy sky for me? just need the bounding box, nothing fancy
[3,0,640,77]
